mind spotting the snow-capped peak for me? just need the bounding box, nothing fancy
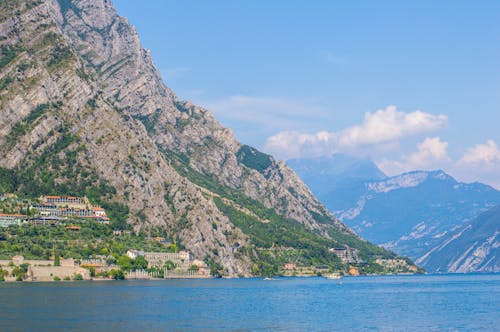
[367,172,429,193]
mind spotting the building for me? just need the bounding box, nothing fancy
[349,266,360,276]
[153,237,170,245]
[284,263,297,270]
[33,196,109,223]
[127,250,194,268]
[30,216,62,226]
[93,207,106,217]
[41,196,87,208]
[80,257,118,273]
[126,249,145,259]
[26,265,91,281]
[330,248,348,262]
[0,214,28,227]
[143,251,192,268]
[375,258,415,271]
[329,246,360,264]
[12,255,24,266]
[408,265,418,273]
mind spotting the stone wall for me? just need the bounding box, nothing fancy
[27,266,90,281]
[0,259,53,267]
[0,260,11,266]
[24,260,53,266]
[144,251,191,268]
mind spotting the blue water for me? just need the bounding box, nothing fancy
[0,274,499,331]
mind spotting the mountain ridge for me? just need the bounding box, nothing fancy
[288,155,500,272]
[416,204,500,272]
[0,0,402,276]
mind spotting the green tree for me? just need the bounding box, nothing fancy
[0,268,8,281]
[19,263,29,273]
[167,243,178,253]
[106,256,117,266]
[108,269,124,280]
[11,266,26,280]
[164,260,176,271]
[117,255,132,271]
[133,255,148,271]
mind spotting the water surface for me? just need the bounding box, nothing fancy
[1,274,499,331]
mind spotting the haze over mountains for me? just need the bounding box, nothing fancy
[288,155,500,272]
[0,0,406,276]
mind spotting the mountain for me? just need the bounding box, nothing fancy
[0,0,401,276]
[288,155,386,212]
[287,154,386,186]
[288,156,500,271]
[417,205,500,273]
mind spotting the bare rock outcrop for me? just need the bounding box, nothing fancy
[0,0,385,276]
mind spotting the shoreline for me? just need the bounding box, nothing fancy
[1,272,431,283]
[3,272,499,284]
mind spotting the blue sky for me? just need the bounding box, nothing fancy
[113,1,500,188]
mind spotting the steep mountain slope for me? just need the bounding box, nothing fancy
[0,0,399,276]
[417,205,500,272]
[289,156,500,270]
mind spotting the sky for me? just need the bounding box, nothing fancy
[113,0,500,188]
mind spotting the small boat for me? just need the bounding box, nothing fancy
[264,277,274,280]
[324,273,342,280]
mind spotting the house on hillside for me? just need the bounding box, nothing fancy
[126,249,145,259]
[0,214,28,227]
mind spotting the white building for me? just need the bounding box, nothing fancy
[126,249,145,259]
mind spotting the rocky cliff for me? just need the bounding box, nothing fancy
[0,0,399,275]
[416,205,500,273]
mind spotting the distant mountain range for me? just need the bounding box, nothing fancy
[288,155,500,272]
[417,205,500,273]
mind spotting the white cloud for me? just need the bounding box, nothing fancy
[377,139,500,189]
[264,131,337,160]
[263,105,448,160]
[408,137,449,166]
[202,95,329,129]
[197,95,333,147]
[451,140,500,189]
[457,140,500,165]
[337,105,448,147]
[377,137,450,175]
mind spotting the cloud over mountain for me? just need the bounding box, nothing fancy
[378,137,450,175]
[453,140,500,189]
[264,106,448,160]
[458,140,500,166]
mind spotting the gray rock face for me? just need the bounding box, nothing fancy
[0,0,368,275]
[416,205,500,273]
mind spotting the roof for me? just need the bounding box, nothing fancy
[44,196,81,199]
[65,225,81,230]
[0,213,28,217]
[80,263,102,267]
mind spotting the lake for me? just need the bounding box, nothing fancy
[1,274,499,331]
